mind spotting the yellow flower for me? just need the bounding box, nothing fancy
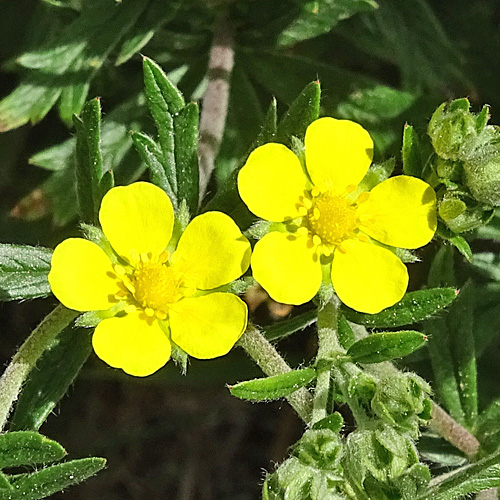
[238,117,437,314]
[49,182,251,377]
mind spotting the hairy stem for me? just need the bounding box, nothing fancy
[311,298,340,424]
[237,326,313,423]
[476,489,498,499]
[0,305,78,431]
[430,402,480,458]
[198,14,235,199]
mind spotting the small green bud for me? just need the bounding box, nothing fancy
[438,197,467,221]
[443,202,494,233]
[464,154,500,206]
[291,429,342,470]
[434,156,463,181]
[428,99,478,160]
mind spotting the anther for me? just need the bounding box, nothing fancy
[302,198,312,209]
[311,186,320,197]
[298,207,308,216]
[125,304,136,313]
[345,184,356,194]
[313,208,320,220]
[114,265,126,276]
[357,192,370,204]
[156,311,167,320]
[358,234,369,243]
[297,226,309,236]
[145,307,155,317]
[313,235,322,246]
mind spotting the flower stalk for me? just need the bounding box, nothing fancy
[311,297,340,424]
[0,305,78,431]
[237,326,313,423]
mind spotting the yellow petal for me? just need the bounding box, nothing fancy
[331,239,408,314]
[92,312,171,377]
[173,211,251,290]
[99,182,174,261]
[238,143,308,222]
[169,293,247,359]
[305,117,373,193]
[48,238,116,311]
[359,176,437,249]
[251,231,322,305]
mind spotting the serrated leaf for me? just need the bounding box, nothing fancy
[343,288,458,328]
[278,0,377,47]
[143,57,182,195]
[174,102,199,214]
[275,80,321,145]
[229,368,316,402]
[2,457,106,500]
[347,330,426,364]
[402,124,423,178]
[10,327,92,432]
[0,432,65,469]
[418,450,500,499]
[131,132,176,204]
[73,98,103,224]
[264,309,316,341]
[0,245,52,301]
[0,0,147,130]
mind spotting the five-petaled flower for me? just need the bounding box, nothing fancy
[49,182,251,377]
[238,117,437,313]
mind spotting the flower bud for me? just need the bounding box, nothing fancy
[428,99,478,160]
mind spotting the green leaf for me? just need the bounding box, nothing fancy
[0,432,65,469]
[115,0,180,66]
[73,98,103,224]
[0,245,52,301]
[448,282,477,431]
[275,80,321,145]
[277,0,377,47]
[131,132,176,203]
[312,412,344,433]
[343,288,458,328]
[229,368,316,402]
[402,124,423,178]
[174,102,199,214]
[253,98,278,148]
[337,314,355,350]
[449,234,472,262]
[478,398,500,454]
[143,57,184,196]
[264,309,317,341]
[10,327,92,431]
[2,457,106,500]
[0,0,147,130]
[418,434,467,467]
[418,450,500,499]
[347,331,427,364]
[336,85,416,126]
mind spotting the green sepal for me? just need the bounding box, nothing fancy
[229,368,316,402]
[357,158,395,192]
[1,457,106,500]
[275,81,320,145]
[253,97,278,148]
[312,412,344,433]
[0,432,66,469]
[264,309,316,341]
[131,131,176,204]
[347,331,427,364]
[73,98,104,224]
[173,101,199,214]
[402,124,423,178]
[10,326,92,431]
[343,288,458,328]
[0,244,52,301]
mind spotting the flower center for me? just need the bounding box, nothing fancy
[131,262,183,313]
[307,192,359,246]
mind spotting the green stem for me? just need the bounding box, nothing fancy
[0,305,78,431]
[237,326,313,423]
[311,298,340,424]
